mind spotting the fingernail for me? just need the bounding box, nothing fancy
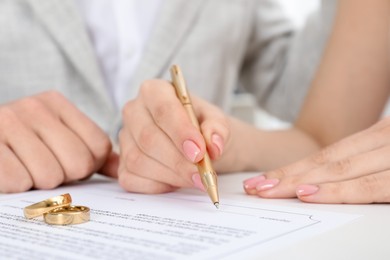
[211,134,224,156]
[296,185,319,196]
[183,140,200,162]
[256,179,280,191]
[243,175,266,189]
[192,173,206,192]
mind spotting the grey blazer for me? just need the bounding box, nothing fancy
[0,0,335,140]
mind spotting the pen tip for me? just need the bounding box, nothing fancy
[214,202,219,209]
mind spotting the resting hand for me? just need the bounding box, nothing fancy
[244,117,390,203]
[118,80,230,193]
[0,91,117,193]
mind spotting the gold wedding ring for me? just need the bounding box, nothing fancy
[24,193,90,225]
[43,205,90,225]
[23,193,72,219]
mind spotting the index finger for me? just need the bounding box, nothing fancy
[140,79,206,163]
[264,123,386,180]
[296,170,390,204]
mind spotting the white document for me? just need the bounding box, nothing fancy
[0,177,359,260]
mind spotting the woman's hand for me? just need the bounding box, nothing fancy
[244,117,390,203]
[118,79,231,193]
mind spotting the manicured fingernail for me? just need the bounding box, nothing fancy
[243,175,266,189]
[183,140,200,162]
[256,179,280,191]
[211,134,224,156]
[192,173,206,192]
[296,185,319,196]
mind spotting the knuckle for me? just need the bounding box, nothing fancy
[14,178,34,193]
[203,116,230,138]
[0,106,20,130]
[138,125,157,152]
[357,175,382,202]
[91,136,112,162]
[118,171,142,193]
[326,183,342,199]
[139,80,155,94]
[139,79,167,96]
[118,171,130,190]
[217,115,230,130]
[17,96,50,117]
[34,172,64,190]
[122,100,136,119]
[219,118,231,137]
[125,147,143,172]
[19,96,43,108]
[0,177,33,193]
[172,156,189,175]
[66,154,95,180]
[173,159,183,174]
[310,148,332,166]
[266,167,290,179]
[328,159,352,176]
[40,90,65,101]
[153,103,174,125]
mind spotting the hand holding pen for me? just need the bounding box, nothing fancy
[117,67,230,201]
[170,65,219,207]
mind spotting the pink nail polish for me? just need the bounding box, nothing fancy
[192,173,206,192]
[243,175,265,189]
[296,185,319,196]
[211,134,224,156]
[256,179,280,191]
[183,140,200,162]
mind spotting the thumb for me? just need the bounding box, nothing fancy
[98,151,120,178]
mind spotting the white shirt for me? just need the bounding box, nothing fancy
[76,0,162,108]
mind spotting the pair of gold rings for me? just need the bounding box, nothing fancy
[23,193,90,225]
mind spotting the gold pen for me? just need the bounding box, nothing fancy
[170,65,220,209]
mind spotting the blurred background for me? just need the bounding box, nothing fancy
[232,0,321,129]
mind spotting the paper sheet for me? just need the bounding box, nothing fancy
[0,178,359,259]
